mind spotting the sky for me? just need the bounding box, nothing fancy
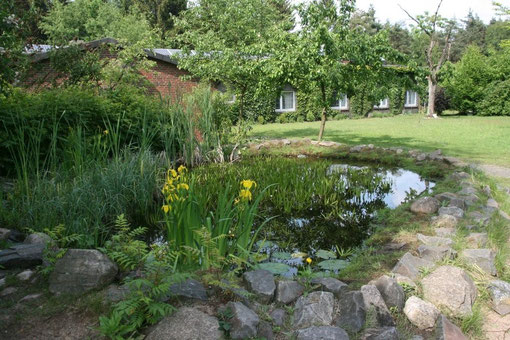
[293,0,509,25]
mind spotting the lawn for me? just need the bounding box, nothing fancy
[251,114,510,168]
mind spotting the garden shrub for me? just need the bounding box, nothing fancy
[388,87,405,115]
[477,79,510,116]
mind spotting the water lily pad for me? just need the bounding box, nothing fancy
[272,251,292,260]
[256,240,276,250]
[255,262,292,275]
[317,259,348,271]
[316,249,337,260]
[291,251,308,259]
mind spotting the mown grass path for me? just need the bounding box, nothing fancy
[251,114,510,170]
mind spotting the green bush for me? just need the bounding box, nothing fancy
[388,87,405,115]
[477,79,510,116]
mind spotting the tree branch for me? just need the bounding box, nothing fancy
[398,4,432,36]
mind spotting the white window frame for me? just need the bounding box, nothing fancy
[405,90,418,107]
[374,98,389,109]
[226,94,236,104]
[275,91,296,112]
[331,94,349,110]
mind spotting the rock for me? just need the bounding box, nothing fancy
[416,153,427,162]
[488,280,510,315]
[500,209,510,222]
[0,228,12,241]
[169,278,208,301]
[295,326,349,340]
[410,197,440,214]
[403,296,439,330]
[270,308,286,326]
[468,211,491,226]
[297,154,307,159]
[361,327,399,340]
[334,290,366,333]
[276,280,304,304]
[23,232,52,245]
[146,307,222,340]
[319,141,340,147]
[370,275,405,310]
[227,301,260,339]
[431,215,458,229]
[417,245,456,262]
[7,229,24,242]
[434,228,455,237]
[311,277,348,298]
[483,185,492,197]
[49,249,118,294]
[18,293,43,303]
[16,269,35,281]
[361,284,394,327]
[463,194,480,207]
[391,252,433,281]
[466,232,488,248]
[435,192,458,203]
[293,291,335,328]
[392,274,417,289]
[458,186,477,196]
[104,284,130,303]
[0,287,17,296]
[436,314,468,340]
[282,139,291,145]
[487,199,499,210]
[449,172,470,181]
[461,249,497,276]
[422,266,477,317]
[417,233,453,247]
[350,145,364,153]
[243,270,275,303]
[0,277,5,288]
[257,320,274,340]
[438,206,464,219]
[0,244,44,269]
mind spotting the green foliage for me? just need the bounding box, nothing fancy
[477,79,510,116]
[388,87,406,115]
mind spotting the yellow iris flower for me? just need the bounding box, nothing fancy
[178,165,187,174]
[240,179,257,190]
[162,205,171,213]
[239,189,252,201]
[306,257,312,264]
[177,183,189,190]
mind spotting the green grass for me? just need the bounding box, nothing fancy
[251,114,510,168]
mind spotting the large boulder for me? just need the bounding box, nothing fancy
[431,215,458,229]
[24,232,52,245]
[361,284,394,327]
[361,327,399,340]
[334,290,366,333]
[417,245,456,262]
[0,228,12,241]
[461,249,497,276]
[438,206,464,219]
[275,280,304,304]
[0,244,44,269]
[422,266,477,317]
[488,280,510,315]
[410,197,440,214]
[391,252,434,281]
[295,326,349,340]
[311,277,348,298]
[270,308,287,326]
[294,291,335,328]
[227,301,260,339]
[370,275,405,310]
[145,307,222,340]
[403,296,439,330]
[417,234,453,247]
[468,211,491,226]
[435,314,468,340]
[49,249,118,294]
[243,269,275,303]
[168,278,208,301]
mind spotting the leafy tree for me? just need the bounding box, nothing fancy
[450,11,487,61]
[400,0,456,117]
[486,19,510,50]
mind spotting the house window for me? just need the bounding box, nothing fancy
[226,94,236,104]
[374,98,389,109]
[275,91,296,112]
[405,91,417,107]
[331,94,349,110]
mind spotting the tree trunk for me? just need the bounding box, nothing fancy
[318,106,327,141]
[427,76,437,118]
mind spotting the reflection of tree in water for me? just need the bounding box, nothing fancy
[263,168,392,253]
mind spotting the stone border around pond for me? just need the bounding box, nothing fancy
[1,139,509,339]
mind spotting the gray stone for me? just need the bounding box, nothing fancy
[468,211,491,226]
[0,277,5,288]
[243,269,275,303]
[276,280,304,304]
[16,269,35,281]
[146,307,222,340]
[0,228,12,241]
[18,293,43,303]
[410,197,440,214]
[463,194,480,207]
[499,209,510,222]
[257,320,274,340]
[449,172,470,181]
[0,287,17,296]
[466,232,488,248]
[488,280,510,315]
[297,154,307,159]
[436,314,468,340]
[417,233,453,247]
[487,198,499,210]
[295,326,349,340]
[350,145,365,153]
[438,206,464,219]
[334,290,366,333]
[311,277,348,298]
[449,198,467,209]
[434,228,455,237]
[435,192,458,203]
[0,244,44,269]
[458,186,477,196]
[417,245,456,262]
[416,153,427,162]
[24,232,52,245]
[483,185,492,197]
[169,278,208,301]
[370,275,405,310]
[403,296,440,330]
[104,284,130,303]
[294,291,335,328]
[361,327,399,340]
[392,274,417,289]
[422,266,477,317]
[49,249,118,294]
[361,284,394,327]
[461,249,497,276]
[282,139,291,145]
[431,215,458,229]
[270,308,286,326]
[391,252,433,281]
[227,301,260,339]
